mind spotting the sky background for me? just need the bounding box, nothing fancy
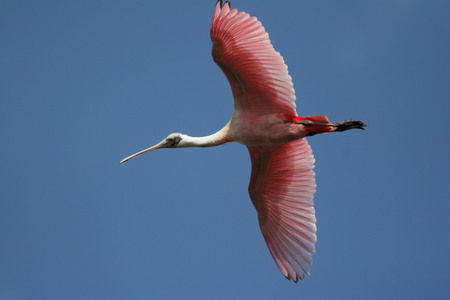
[1,0,449,299]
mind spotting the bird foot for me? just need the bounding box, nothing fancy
[332,120,367,132]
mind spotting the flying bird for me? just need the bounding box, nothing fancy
[121,0,366,282]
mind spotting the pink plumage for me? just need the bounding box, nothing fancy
[211,1,296,115]
[211,4,316,280]
[248,139,316,281]
[121,0,366,283]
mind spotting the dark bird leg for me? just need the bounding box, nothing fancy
[331,120,368,132]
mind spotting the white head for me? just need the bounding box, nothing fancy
[120,132,187,163]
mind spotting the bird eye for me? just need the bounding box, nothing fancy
[167,138,174,144]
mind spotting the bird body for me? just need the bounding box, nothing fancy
[230,113,305,146]
[121,0,366,283]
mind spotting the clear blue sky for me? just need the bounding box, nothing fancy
[1,1,449,299]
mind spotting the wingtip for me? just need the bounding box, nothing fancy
[216,0,231,9]
[212,0,223,23]
[284,271,309,283]
[285,275,300,283]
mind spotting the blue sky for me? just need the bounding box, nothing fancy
[1,0,449,299]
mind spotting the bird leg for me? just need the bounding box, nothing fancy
[331,120,367,132]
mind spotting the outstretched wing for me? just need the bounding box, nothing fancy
[210,1,297,115]
[248,138,317,282]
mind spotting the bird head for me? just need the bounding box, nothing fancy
[163,133,183,148]
[120,133,185,164]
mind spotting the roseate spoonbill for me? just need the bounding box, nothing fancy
[121,0,367,282]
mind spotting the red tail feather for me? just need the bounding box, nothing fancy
[293,115,333,135]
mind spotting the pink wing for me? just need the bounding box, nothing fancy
[211,2,317,281]
[248,139,317,282]
[210,1,297,115]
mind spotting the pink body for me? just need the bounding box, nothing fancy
[229,113,309,146]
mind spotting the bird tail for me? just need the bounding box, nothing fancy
[293,115,333,135]
[293,115,330,123]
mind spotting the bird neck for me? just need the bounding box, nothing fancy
[180,122,231,148]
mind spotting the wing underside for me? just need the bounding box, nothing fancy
[210,1,297,115]
[248,138,317,282]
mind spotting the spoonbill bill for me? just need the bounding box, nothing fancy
[121,0,367,282]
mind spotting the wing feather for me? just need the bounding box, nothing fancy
[248,138,317,282]
[210,1,297,115]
